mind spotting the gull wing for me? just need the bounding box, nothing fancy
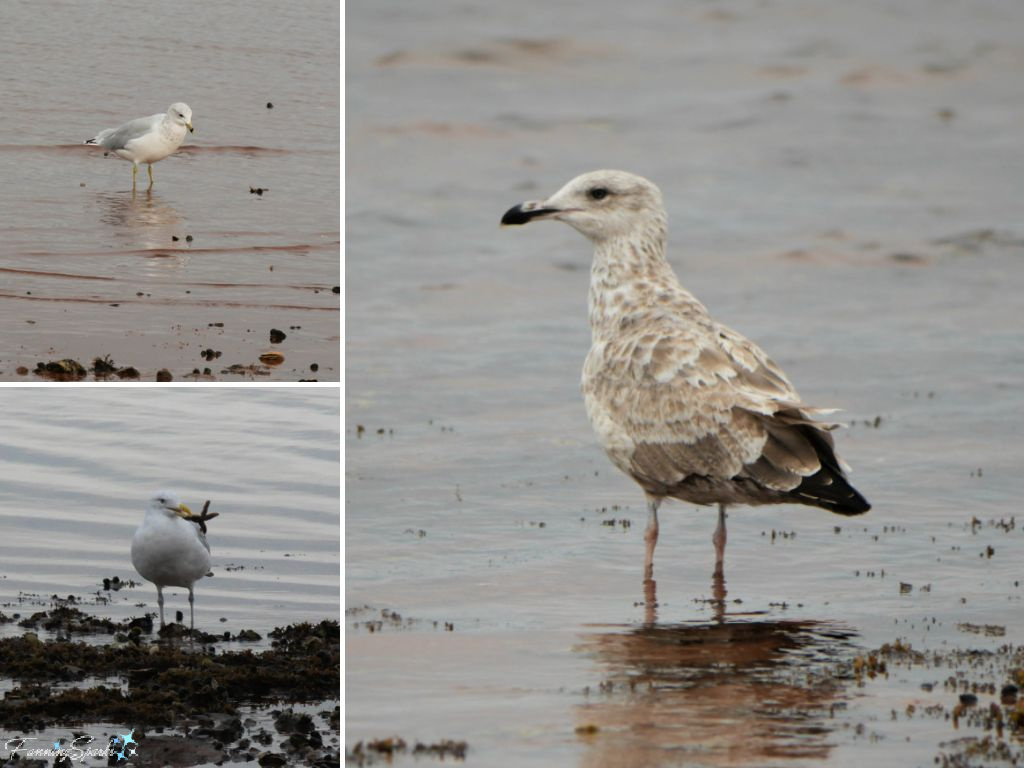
[87,113,162,150]
[194,526,211,554]
[584,313,866,512]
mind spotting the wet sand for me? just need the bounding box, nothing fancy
[0,0,339,381]
[346,507,1024,766]
[347,0,1024,764]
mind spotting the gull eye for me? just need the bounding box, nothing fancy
[589,187,609,201]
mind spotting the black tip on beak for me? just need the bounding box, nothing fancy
[501,204,558,226]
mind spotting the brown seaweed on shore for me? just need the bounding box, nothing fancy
[0,616,339,730]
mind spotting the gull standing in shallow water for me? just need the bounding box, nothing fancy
[502,170,870,588]
[131,491,211,633]
[84,103,193,189]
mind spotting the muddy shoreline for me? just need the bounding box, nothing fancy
[0,604,340,767]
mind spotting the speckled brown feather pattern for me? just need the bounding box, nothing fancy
[503,170,869,517]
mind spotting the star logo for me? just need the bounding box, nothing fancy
[120,728,137,748]
[53,740,61,750]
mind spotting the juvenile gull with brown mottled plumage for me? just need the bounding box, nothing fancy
[502,170,869,583]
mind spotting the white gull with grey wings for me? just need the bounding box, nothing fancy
[84,103,194,189]
[130,490,211,633]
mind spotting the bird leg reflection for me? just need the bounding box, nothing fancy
[643,578,658,625]
[712,503,728,579]
[711,568,727,623]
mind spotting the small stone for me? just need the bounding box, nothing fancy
[959,693,978,706]
[269,328,286,344]
[156,369,173,382]
[257,753,287,767]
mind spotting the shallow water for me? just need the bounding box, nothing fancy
[346,0,1024,765]
[0,388,340,640]
[0,0,339,381]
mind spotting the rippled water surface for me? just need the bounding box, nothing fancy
[0,388,340,638]
[347,0,1024,765]
[0,0,339,380]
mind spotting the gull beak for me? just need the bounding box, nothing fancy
[187,122,194,133]
[175,502,194,519]
[500,200,564,226]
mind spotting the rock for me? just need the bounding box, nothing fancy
[195,713,244,742]
[135,735,225,766]
[35,359,87,381]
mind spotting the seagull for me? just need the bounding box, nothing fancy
[84,103,194,189]
[502,170,870,584]
[130,491,211,633]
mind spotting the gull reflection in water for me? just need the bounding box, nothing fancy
[576,576,858,767]
[94,190,187,256]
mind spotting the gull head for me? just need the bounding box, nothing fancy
[501,170,666,243]
[168,102,194,133]
[147,490,194,520]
